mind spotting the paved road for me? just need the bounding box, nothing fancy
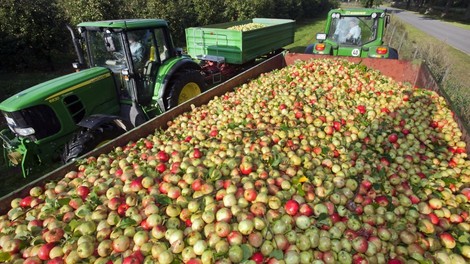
[387,8,470,54]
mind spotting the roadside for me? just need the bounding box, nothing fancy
[387,7,470,54]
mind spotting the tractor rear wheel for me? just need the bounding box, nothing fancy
[62,123,125,163]
[165,70,206,110]
[304,44,315,54]
[388,48,399,59]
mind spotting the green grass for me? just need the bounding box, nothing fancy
[286,18,326,53]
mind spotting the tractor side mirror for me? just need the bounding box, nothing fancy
[385,15,391,27]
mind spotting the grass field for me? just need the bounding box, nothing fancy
[0,12,469,197]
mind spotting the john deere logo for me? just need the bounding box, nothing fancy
[351,49,360,57]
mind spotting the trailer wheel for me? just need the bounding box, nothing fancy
[165,70,206,110]
[62,123,124,163]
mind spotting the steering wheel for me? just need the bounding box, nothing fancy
[113,52,125,61]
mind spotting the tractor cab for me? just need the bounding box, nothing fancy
[73,20,175,106]
[305,9,398,59]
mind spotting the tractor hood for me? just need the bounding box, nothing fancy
[0,67,112,112]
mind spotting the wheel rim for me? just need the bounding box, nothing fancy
[178,82,201,104]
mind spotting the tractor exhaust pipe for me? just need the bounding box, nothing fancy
[66,24,86,67]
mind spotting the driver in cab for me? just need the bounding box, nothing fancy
[106,32,144,67]
[128,33,144,64]
[345,19,361,44]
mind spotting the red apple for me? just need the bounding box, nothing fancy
[284,199,299,216]
[38,242,56,261]
[156,151,169,162]
[239,162,253,175]
[299,203,313,216]
[227,231,243,245]
[244,188,257,202]
[193,148,202,159]
[76,185,90,200]
[251,251,264,264]
[44,228,65,243]
[439,232,456,249]
[352,236,368,253]
[20,196,34,208]
[47,257,65,264]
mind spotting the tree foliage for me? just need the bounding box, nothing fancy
[0,0,336,72]
[361,0,384,8]
[0,0,67,71]
[57,0,127,25]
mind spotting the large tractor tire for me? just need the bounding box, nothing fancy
[62,123,125,163]
[165,70,206,110]
[304,44,315,54]
[388,48,399,59]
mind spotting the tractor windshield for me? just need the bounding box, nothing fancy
[86,30,129,72]
[328,16,379,45]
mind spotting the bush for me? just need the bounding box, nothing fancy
[0,0,69,71]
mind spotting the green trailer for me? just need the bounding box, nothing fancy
[185,18,295,65]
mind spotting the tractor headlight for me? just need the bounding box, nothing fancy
[13,127,35,136]
[5,116,16,127]
[5,116,35,136]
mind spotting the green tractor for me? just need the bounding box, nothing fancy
[0,19,207,176]
[305,8,398,59]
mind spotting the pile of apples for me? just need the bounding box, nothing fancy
[1,58,469,264]
[227,23,265,31]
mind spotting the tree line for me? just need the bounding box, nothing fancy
[0,0,336,72]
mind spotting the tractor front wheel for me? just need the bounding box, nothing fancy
[62,123,125,163]
[165,70,206,110]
